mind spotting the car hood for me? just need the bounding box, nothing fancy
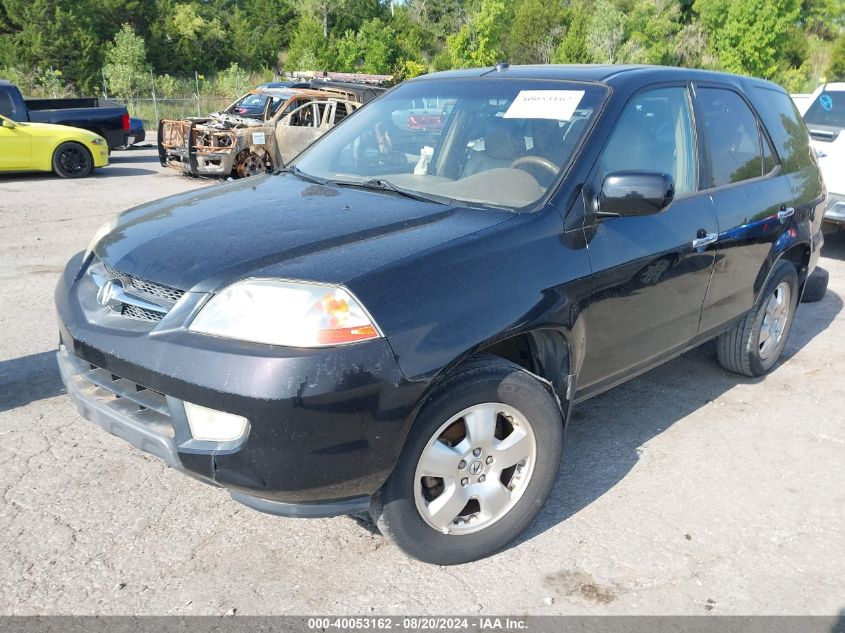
[95,173,513,293]
[20,121,99,138]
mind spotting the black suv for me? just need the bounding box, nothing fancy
[56,65,825,565]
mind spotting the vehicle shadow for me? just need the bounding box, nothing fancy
[513,286,843,548]
[0,166,156,181]
[98,166,158,177]
[822,229,845,261]
[108,152,159,164]
[0,350,65,413]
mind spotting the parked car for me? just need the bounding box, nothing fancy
[234,81,311,116]
[1,113,108,177]
[128,117,145,145]
[0,80,130,149]
[801,83,845,230]
[57,65,825,565]
[157,85,373,178]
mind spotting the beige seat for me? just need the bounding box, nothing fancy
[462,118,525,178]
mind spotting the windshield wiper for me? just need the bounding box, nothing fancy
[329,178,453,205]
[276,165,327,184]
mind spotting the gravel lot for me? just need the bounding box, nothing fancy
[1,144,843,616]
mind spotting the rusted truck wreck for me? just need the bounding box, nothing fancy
[158,82,384,177]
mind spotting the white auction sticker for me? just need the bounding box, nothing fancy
[251,132,266,145]
[503,90,585,121]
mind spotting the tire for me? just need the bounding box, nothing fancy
[801,267,828,303]
[716,260,799,377]
[372,355,563,565]
[235,151,271,178]
[52,142,93,178]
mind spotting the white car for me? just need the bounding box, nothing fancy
[802,83,845,229]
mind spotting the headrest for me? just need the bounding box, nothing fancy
[484,118,524,160]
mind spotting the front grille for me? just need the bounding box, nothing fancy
[121,304,164,322]
[76,358,175,438]
[103,261,185,304]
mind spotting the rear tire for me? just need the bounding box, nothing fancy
[800,267,828,303]
[716,260,798,377]
[52,142,93,178]
[372,355,563,565]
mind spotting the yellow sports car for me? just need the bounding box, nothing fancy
[0,114,109,178]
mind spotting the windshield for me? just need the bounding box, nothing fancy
[804,90,845,129]
[294,78,607,209]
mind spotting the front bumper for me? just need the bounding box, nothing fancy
[157,119,236,176]
[92,146,109,168]
[824,192,845,225]
[161,147,235,176]
[55,253,427,516]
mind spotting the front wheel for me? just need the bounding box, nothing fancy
[52,142,93,178]
[372,356,563,565]
[716,260,799,377]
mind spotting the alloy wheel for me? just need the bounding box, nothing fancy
[413,402,537,535]
[758,281,791,360]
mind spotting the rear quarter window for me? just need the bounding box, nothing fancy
[751,87,815,173]
[804,90,845,128]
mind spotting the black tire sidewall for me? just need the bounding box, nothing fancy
[377,361,563,565]
[800,268,828,303]
[748,261,799,374]
[52,142,92,179]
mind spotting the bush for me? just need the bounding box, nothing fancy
[209,63,252,99]
[829,36,845,82]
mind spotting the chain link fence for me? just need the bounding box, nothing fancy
[125,97,234,130]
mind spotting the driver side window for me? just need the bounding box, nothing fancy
[601,86,697,195]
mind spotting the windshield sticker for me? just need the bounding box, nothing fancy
[820,94,833,111]
[503,90,585,121]
[252,132,266,145]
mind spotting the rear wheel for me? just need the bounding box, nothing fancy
[716,260,798,377]
[372,356,563,565]
[52,142,93,178]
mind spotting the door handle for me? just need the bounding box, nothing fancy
[692,231,718,250]
[778,206,795,223]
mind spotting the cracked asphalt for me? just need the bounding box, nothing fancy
[1,145,843,615]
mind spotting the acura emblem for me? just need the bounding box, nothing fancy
[96,279,123,311]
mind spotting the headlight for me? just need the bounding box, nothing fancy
[84,218,118,260]
[189,279,382,347]
[90,137,105,146]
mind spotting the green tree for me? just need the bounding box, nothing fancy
[586,0,627,63]
[286,14,328,70]
[148,2,227,74]
[0,0,102,92]
[552,2,591,63]
[502,0,567,64]
[210,62,252,98]
[104,23,150,99]
[829,36,845,81]
[623,0,683,65]
[695,0,801,78]
[446,0,509,68]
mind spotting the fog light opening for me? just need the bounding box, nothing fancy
[184,402,249,442]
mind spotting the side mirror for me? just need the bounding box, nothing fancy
[0,115,17,128]
[599,171,674,217]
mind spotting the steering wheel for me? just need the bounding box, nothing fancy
[510,155,560,176]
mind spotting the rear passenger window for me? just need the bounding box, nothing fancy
[752,87,815,174]
[698,88,768,187]
[601,87,697,194]
[762,131,778,174]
